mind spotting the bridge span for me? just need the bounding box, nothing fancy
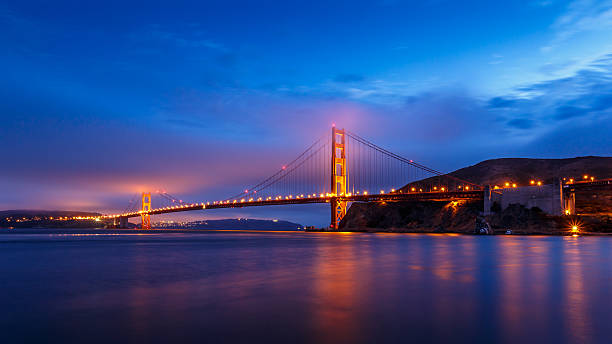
[88,126,600,229]
[95,126,485,229]
[103,190,484,219]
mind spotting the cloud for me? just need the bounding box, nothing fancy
[546,0,612,49]
[488,97,522,109]
[128,25,228,53]
[519,113,612,157]
[532,0,554,6]
[555,105,589,119]
[539,60,577,75]
[489,54,504,65]
[334,74,365,83]
[507,118,535,129]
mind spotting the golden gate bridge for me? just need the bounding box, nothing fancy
[88,126,485,229]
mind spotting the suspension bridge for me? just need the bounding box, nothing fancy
[90,126,484,229]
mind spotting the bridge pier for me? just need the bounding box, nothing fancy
[330,126,347,230]
[483,185,492,215]
[563,190,576,215]
[119,216,129,229]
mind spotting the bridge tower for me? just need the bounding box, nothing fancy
[331,126,347,230]
[141,192,152,229]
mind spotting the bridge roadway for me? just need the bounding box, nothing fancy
[564,178,612,190]
[105,190,484,219]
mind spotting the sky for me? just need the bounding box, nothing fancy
[1,0,611,226]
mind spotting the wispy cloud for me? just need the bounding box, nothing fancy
[531,0,554,7]
[333,74,365,83]
[546,0,612,49]
[489,54,504,65]
[129,25,228,53]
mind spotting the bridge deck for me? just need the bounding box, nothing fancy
[564,179,612,190]
[104,191,484,219]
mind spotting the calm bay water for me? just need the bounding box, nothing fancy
[2,229,612,344]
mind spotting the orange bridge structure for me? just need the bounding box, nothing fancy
[98,126,487,229]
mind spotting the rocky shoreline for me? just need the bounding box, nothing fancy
[339,200,612,235]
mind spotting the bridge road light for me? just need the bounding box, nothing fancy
[583,175,589,180]
[512,183,517,188]
[530,180,535,185]
[505,182,510,187]
[537,181,542,186]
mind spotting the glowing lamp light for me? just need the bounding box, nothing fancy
[512,183,517,188]
[505,182,510,187]
[583,175,588,180]
[530,180,535,185]
[537,181,542,186]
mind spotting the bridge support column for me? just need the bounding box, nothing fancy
[552,179,564,216]
[483,185,492,215]
[119,216,129,229]
[330,126,347,229]
[564,190,576,215]
[141,192,152,229]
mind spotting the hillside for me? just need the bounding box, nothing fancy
[343,156,612,233]
[438,156,612,186]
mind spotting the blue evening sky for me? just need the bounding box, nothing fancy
[1,0,611,225]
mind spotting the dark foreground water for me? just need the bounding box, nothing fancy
[2,229,612,344]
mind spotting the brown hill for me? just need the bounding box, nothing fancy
[408,156,612,188]
[343,156,612,233]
